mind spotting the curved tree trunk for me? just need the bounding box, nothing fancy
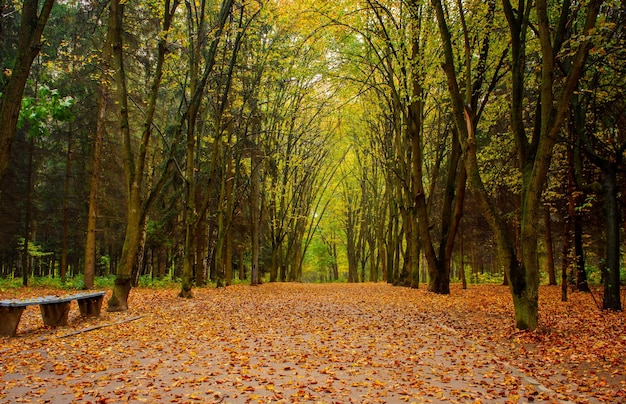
[109,0,180,310]
[109,204,142,311]
[0,0,55,185]
[430,0,603,330]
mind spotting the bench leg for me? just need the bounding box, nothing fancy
[0,306,26,337]
[39,302,71,327]
[77,295,104,317]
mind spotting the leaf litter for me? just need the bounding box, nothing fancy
[1,283,624,403]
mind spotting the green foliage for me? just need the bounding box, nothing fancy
[137,274,179,289]
[99,255,111,272]
[470,271,504,285]
[17,85,75,138]
[94,275,116,289]
[584,265,626,286]
[0,277,23,290]
[0,274,116,291]
[17,238,54,258]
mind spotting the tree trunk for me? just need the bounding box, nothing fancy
[0,0,55,185]
[410,218,420,288]
[517,169,542,331]
[22,137,35,286]
[84,40,110,289]
[544,207,556,286]
[108,0,133,311]
[386,192,398,284]
[179,217,195,297]
[109,0,178,308]
[195,216,207,287]
[573,210,589,292]
[561,219,570,302]
[395,208,411,287]
[179,30,201,297]
[132,218,148,287]
[460,226,467,289]
[61,125,72,283]
[250,137,261,286]
[368,231,378,282]
[223,149,236,286]
[238,250,245,281]
[602,165,622,310]
[428,0,604,330]
[109,206,141,311]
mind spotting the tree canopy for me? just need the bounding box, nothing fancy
[1,0,624,330]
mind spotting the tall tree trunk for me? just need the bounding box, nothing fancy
[368,233,378,282]
[544,207,556,286]
[132,218,149,287]
[410,217,420,288]
[108,0,133,311]
[84,28,111,290]
[180,109,198,296]
[195,215,207,287]
[0,0,55,185]
[395,207,411,286]
[250,129,262,286]
[61,125,72,283]
[180,0,236,297]
[561,219,570,302]
[22,137,35,286]
[346,200,359,283]
[460,225,467,289]
[385,199,397,284]
[515,0,603,329]
[602,165,622,310]
[109,0,180,310]
[238,250,245,281]
[573,208,589,292]
[224,229,233,286]
[431,0,603,329]
[179,0,204,297]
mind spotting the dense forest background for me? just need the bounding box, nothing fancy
[0,0,624,329]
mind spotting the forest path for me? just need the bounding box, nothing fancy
[1,283,618,403]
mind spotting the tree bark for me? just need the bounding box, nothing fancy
[543,207,556,286]
[0,0,55,185]
[561,219,570,302]
[573,208,590,292]
[110,0,181,310]
[61,125,72,283]
[22,137,35,286]
[429,0,605,330]
[250,120,262,286]
[84,21,112,290]
[602,165,622,310]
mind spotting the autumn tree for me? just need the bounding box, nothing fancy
[345,0,418,286]
[430,0,606,329]
[572,3,626,310]
[338,0,473,291]
[83,0,115,290]
[177,0,237,298]
[108,0,182,310]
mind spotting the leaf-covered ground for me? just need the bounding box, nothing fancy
[1,283,624,403]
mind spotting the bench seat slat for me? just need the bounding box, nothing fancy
[0,291,106,336]
[0,291,106,307]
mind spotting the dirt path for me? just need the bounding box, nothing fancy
[0,283,611,403]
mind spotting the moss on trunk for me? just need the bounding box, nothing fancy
[107,276,132,312]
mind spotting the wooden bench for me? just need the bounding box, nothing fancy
[0,291,106,337]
